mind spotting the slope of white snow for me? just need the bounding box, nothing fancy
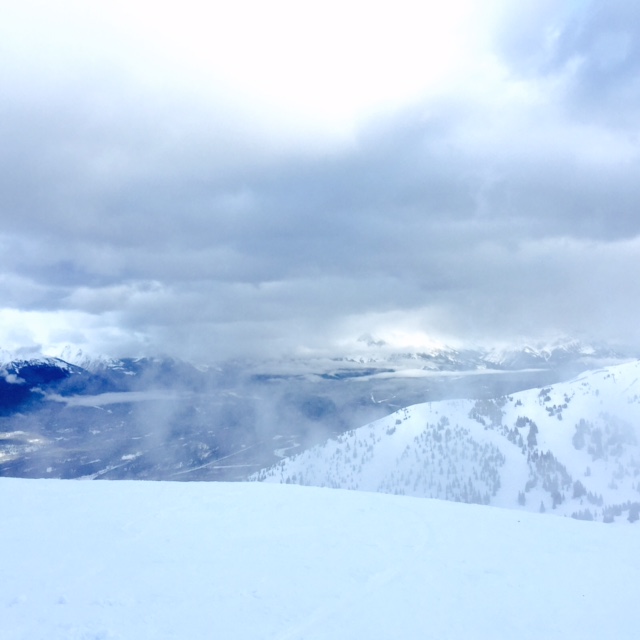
[1,478,639,640]
[256,361,640,523]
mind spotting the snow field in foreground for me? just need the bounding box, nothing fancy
[2,478,638,640]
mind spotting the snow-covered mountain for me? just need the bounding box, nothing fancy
[0,341,636,482]
[2,478,638,640]
[330,335,629,372]
[255,360,640,523]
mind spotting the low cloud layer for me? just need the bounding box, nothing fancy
[1,1,639,361]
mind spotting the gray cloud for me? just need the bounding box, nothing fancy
[1,1,639,360]
[495,0,640,125]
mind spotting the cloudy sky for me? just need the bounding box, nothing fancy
[1,0,639,361]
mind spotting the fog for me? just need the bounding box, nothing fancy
[0,348,603,481]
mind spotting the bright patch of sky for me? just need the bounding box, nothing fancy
[96,1,482,136]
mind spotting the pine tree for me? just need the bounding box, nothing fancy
[527,422,538,448]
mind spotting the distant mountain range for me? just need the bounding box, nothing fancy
[255,360,640,524]
[253,337,629,377]
[0,340,637,486]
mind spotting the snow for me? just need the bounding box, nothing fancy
[2,478,639,640]
[257,360,640,522]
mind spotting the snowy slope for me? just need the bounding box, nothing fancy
[1,478,639,640]
[256,361,640,523]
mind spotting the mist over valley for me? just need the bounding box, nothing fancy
[2,339,638,525]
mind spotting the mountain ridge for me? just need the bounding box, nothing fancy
[1,341,638,485]
[255,360,640,523]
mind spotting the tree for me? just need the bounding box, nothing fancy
[527,422,539,448]
[573,480,587,499]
